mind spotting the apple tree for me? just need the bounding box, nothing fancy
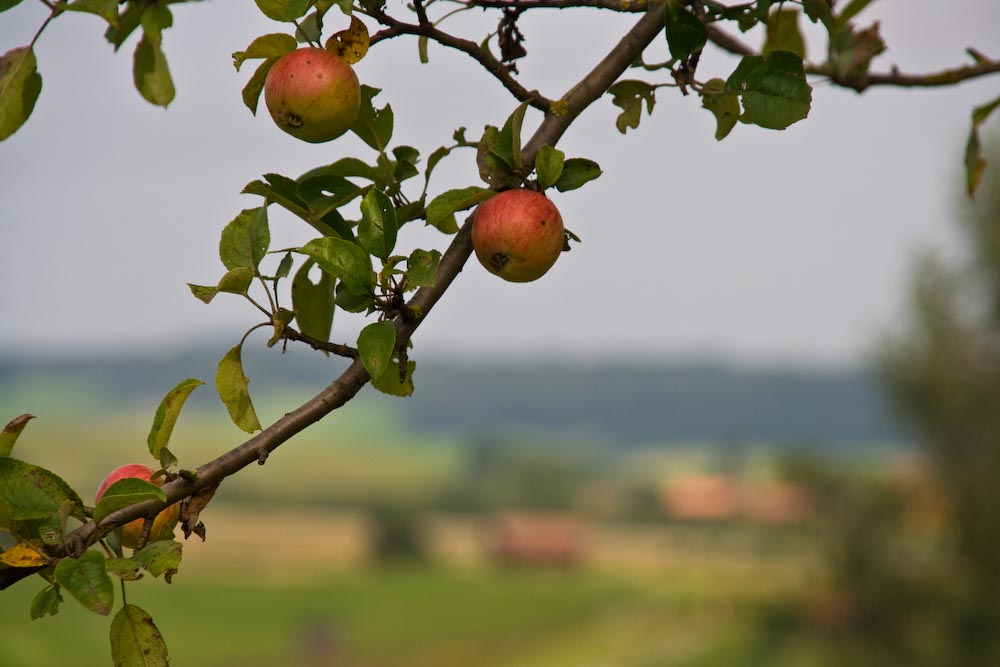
[1,0,999,663]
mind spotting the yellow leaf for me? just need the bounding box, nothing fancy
[0,543,49,568]
[325,17,369,65]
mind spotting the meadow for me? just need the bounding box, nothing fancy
[0,373,899,667]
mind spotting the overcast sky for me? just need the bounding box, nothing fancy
[2,1,999,367]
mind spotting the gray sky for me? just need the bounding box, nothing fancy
[2,1,999,366]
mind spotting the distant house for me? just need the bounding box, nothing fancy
[489,512,588,567]
[660,475,812,524]
[661,475,743,521]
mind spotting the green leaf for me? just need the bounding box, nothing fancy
[664,0,707,61]
[0,458,85,529]
[966,95,1000,197]
[275,252,294,281]
[418,35,429,63]
[700,78,740,140]
[105,557,144,581]
[371,356,415,397]
[220,208,270,273]
[30,585,62,619]
[554,158,602,192]
[726,51,811,130]
[0,47,42,141]
[233,33,297,71]
[267,307,295,347]
[493,100,531,171]
[254,0,312,22]
[406,248,441,289]
[335,282,374,313]
[426,187,494,233]
[295,10,322,43]
[299,237,374,296]
[0,0,25,12]
[245,173,355,240]
[297,173,366,219]
[292,259,336,342]
[351,85,393,151]
[132,5,175,108]
[104,1,142,51]
[608,80,655,134]
[242,58,276,115]
[392,145,420,183]
[357,321,396,379]
[146,378,202,465]
[65,0,120,26]
[0,413,34,457]
[54,551,114,616]
[133,540,182,580]
[216,342,261,434]
[476,125,522,189]
[93,478,166,525]
[801,0,835,31]
[837,0,875,26]
[534,145,565,191]
[110,604,169,667]
[187,266,255,304]
[359,188,398,260]
[299,157,379,182]
[763,8,806,59]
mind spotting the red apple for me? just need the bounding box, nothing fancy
[96,464,180,549]
[472,189,565,282]
[264,47,360,143]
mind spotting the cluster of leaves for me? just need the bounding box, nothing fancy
[191,93,604,433]
[610,0,822,139]
[600,0,998,193]
[0,0,197,140]
[0,379,200,665]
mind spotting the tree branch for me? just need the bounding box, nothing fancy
[705,24,1000,92]
[1,0,670,592]
[367,9,553,112]
[467,0,649,10]
[813,59,1000,93]
[523,0,667,161]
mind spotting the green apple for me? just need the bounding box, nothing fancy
[264,47,360,143]
[472,189,565,282]
[95,464,180,549]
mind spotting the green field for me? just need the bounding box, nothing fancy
[0,382,875,667]
[2,559,808,667]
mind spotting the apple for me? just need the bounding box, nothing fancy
[264,47,360,143]
[472,189,565,282]
[96,464,180,549]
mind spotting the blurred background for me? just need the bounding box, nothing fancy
[3,1,1000,665]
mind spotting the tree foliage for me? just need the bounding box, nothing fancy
[1,0,999,664]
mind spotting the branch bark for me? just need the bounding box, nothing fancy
[706,24,1000,92]
[368,11,553,112]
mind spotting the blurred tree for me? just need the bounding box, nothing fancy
[880,139,1000,666]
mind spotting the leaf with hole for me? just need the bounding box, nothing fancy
[300,237,374,295]
[726,51,811,130]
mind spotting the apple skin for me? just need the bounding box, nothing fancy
[95,464,180,549]
[472,189,565,282]
[264,47,360,143]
